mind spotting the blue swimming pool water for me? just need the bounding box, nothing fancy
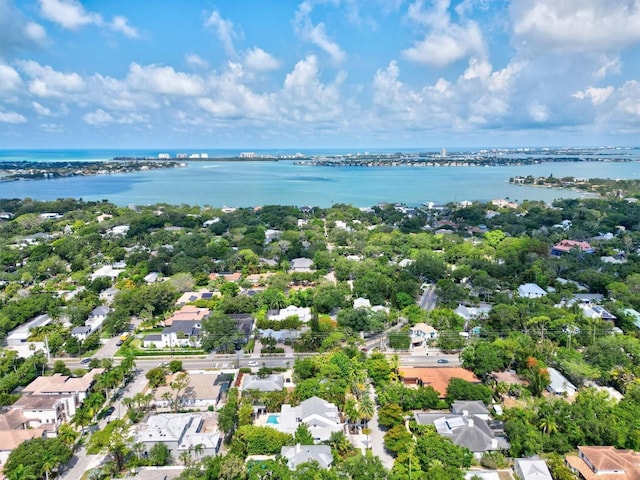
[267,414,279,424]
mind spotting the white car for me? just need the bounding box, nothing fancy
[247,361,259,367]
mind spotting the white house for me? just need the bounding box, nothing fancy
[547,368,577,396]
[273,396,342,442]
[517,283,547,298]
[268,305,313,323]
[514,458,553,480]
[135,413,221,458]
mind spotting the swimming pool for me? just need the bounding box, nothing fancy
[267,414,279,425]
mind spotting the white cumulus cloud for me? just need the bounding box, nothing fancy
[126,63,206,97]
[402,0,486,67]
[244,47,279,72]
[511,0,640,55]
[0,110,27,123]
[38,0,138,37]
[39,0,101,30]
[0,64,22,93]
[572,86,614,106]
[19,60,85,98]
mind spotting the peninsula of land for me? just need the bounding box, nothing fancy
[0,160,184,182]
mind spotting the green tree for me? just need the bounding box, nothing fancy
[377,403,405,429]
[384,424,414,456]
[4,438,72,480]
[294,423,315,445]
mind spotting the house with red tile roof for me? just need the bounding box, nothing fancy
[399,367,480,398]
[566,446,640,480]
[551,240,595,256]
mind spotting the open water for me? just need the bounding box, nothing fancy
[1,149,640,207]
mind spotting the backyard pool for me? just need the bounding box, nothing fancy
[267,414,280,425]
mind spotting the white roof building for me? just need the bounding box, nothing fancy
[274,396,342,442]
[514,458,553,480]
[135,413,220,457]
[517,283,547,298]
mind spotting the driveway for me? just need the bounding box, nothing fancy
[368,386,395,470]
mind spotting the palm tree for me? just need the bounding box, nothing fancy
[41,452,57,480]
[539,416,558,435]
[6,464,36,480]
[343,399,359,434]
[358,395,375,429]
[179,450,192,467]
[57,423,79,447]
[194,443,204,460]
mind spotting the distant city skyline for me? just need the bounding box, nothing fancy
[0,0,639,149]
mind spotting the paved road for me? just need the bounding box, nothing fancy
[417,284,437,311]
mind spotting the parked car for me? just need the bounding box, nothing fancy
[80,358,92,365]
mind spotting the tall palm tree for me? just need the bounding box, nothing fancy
[344,399,359,434]
[41,452,57,480]
[358,395,375,429]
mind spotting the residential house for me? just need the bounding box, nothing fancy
[258,328,302,342]
[144,272,161,283]
[6,314,52,347]
[399,367,481,398]
[0,427,47,467]
[143,320,202,349]
[514,458,553,480]
[289,257,313,272]
[241,374,285,393]
[90,263,126,281]
[281,444,333,470]
[566,446,640,480]
[517,283,547,299]
[414,409,509,458]
[164,305,210,326]
[99,287,119,304]
[71,326,93,341]
[153,372,232,410]
[10,370,102,430]
[450,401,490,420]
[267,305,312,323]
[273,396,342,442]
[264,229,282,244]
[135,413,221,458]
[410,323,438,347]
[547,368,577,396]
[551,240,595,256]
[454,304,492,326]
[227,314,255,343]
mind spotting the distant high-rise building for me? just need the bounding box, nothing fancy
[441,148,447,158]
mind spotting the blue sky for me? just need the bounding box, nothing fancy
[0,0,639,149]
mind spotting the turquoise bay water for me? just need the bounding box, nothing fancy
[2,150,640,207]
